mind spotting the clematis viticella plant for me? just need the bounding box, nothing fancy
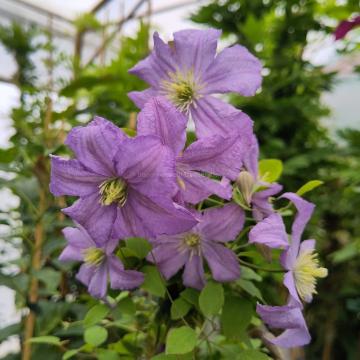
[49,28,327,356]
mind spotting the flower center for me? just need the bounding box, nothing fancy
[99,178,128,207]
[293,250,328,302]
[83,247,105,267]
[235,170,256,207]
[184,233,201,248]
[161,70,201,112]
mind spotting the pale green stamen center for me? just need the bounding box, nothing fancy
[293,250,328,302]
[184,233,201,248]
[99,178,128,207]
[83,247,105,267]
[161,70,201,112]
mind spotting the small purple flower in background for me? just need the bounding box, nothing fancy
[148,203,244,290]
[233,137,282,221]
[250,192,327,347]
[50,117,197,241]
[128,29,261,138]
[59,224,144,299]
[137,97,253,204]
[334,15,360,40]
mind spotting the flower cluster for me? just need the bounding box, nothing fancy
[50,28,327,348]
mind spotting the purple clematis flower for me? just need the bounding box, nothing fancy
[334,15,360,40]
[137,97,253,204]
[147,203,245,290]
[59,224,144,299]
[250,193,328,347]
[128,29,262,138]
[233,136,282,221]
[50,117,197,241]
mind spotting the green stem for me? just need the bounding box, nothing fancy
[239,259,285,273]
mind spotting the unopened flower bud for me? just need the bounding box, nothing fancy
[236,170,255,207]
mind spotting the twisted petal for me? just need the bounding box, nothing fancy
[114,190,197,239]
[202,242,240,282]
[177,168,232,204]
[181,134,252,180]
[283,270,302,307]
[183,255,205,290]
[202,45,262,96]
[199,203,245,242]
[280,193,315,267]
[63,192,117,244]
[173,28,221,76]
[59,225,95,262]
[129,32,176,87]
[114,135,176,199]
[249,213,289,249]
[137,97,187,155]
[65,116,126,177]
[191,96,253,138]
[108,255,144,290]
[128,88,158,109]
[148,243,188,280]
[257,303,310,348]
[252,183,282,221]
[50,156,104,197]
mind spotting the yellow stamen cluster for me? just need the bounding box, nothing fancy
[161,70,202,112]
[99,178,128,207]
[178,232,202,256]
[184,233,201,248]
[83,247,105,267]
[293,249,328,302]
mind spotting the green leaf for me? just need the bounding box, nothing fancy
[141,265,166,297]
[125,237,152,259]
[171,298,192,320]
[180,288,200,308]
[84,326,108,347]
[296,180,324,196]
[117,297,136,315]
[84,304,109,327]
[97,350,119,360]
[166,326,197,355]
[237,279,264,301]
[29,336,61,346]
[199,282,224,316]
[152,353,193,360]
[241,267,262,282]
[221,296,253,339]
[62,349,79,360]
[259,159,283,183]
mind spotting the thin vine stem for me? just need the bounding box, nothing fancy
[239,259,285,273]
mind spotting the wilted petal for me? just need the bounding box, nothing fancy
[280,193,315,265]
[191,96,253,138]
[108,255,144,290]
[129,32,176,87]
[180,134,252,180]
[249,213,289,249]
[50,156,104,197]
[173,28,221,77]
[202,242,240,282]
[63,192,117,244]
[88,263,108,299]
[65,117,126,177]
[59,225,95,262]
[114,135,176,199]
[177,167,232,204]
[137,97,187,155]
[128,88,158,109]
[199,203,245,242]
[183,255,205,290]
[202,45,262,96]
[257,303,311,348]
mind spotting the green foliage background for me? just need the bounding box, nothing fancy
[0,1,359,359]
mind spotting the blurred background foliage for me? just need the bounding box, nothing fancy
[0,0,359,359]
